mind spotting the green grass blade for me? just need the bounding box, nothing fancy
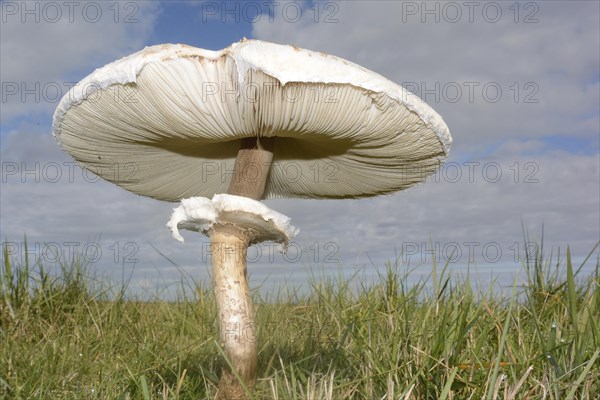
[2,243,12,290]
[139,375,151,400]
[565,348,599,400]
[439,366,458,400]
[566,246,578,327]
[566,246,583,367]
[486,284,515,400]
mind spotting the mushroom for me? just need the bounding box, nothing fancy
[52,39,452,399]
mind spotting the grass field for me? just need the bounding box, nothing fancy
[1,239,598,399]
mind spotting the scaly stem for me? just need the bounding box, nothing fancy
[211,224,257,400]
[212,136,274,399]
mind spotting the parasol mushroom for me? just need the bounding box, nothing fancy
[52,39,452,399]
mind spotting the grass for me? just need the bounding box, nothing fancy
[1,238,598,399]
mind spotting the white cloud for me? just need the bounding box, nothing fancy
[1,1,162,121]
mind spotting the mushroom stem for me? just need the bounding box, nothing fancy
[211,224,258,400]
[212,136,274,399]
[227,137,274,200]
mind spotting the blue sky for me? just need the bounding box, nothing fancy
[151,2,254,48]
[1,1,599,297]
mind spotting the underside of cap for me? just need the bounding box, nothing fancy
[53,39,452,201]
[167,194,298,244]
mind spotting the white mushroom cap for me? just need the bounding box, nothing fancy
[167,194,298,243]
[53,39,452,201]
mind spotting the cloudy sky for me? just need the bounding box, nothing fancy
[1,1,598,297]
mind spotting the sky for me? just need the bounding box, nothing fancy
[1,0,599,298]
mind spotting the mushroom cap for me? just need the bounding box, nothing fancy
[53,39,452,201]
